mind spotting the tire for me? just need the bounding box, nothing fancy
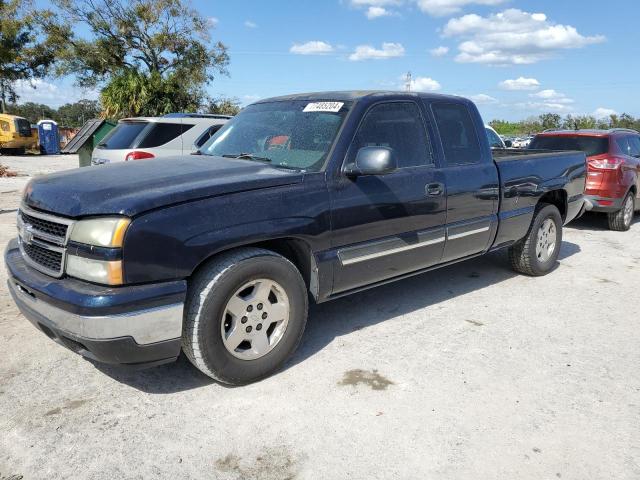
[607,192,635,232]
[182,248,308,385]
[509,203,563,276]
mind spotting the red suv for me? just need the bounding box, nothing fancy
[530,129,640,231]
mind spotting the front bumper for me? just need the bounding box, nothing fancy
[583,195,624,213]
[5,238,187,367]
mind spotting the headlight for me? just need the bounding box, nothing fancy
[66,255,123,285]
[66,217,130,285]
[69,217,130,248]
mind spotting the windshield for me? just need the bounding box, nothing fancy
[529,135,609,157]
[98,121,148,149]
[201,100,351,171]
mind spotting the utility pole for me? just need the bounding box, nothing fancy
[404,72,412,92]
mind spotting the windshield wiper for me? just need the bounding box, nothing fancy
[222,153,272,163]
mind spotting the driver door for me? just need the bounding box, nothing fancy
[329,101,447,294]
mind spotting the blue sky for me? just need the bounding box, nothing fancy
[21,0,640,121]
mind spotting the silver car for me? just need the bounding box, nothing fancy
[91,114,231,165]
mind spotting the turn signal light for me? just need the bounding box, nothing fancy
[125,151,155,161]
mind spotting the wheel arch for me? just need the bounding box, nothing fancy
[189,237,319,301]
[538,189,567,221]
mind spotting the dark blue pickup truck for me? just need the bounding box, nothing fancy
[5,91,587,384]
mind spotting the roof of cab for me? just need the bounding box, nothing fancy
[254,90,467,104]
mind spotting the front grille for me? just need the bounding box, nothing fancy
[17,205,74,277]
[20,211,68,241]
[22,241,63,274]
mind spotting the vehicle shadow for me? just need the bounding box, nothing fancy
[567,212,640,231]
[95,241,581,393]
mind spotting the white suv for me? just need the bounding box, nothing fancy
[91,114,231,165]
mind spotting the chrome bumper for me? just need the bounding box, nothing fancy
[8,278,183,345]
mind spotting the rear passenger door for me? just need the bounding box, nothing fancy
[625,135,640,203]
[329,101,447,294]
[430,102,499,262]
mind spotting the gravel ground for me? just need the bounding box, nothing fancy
[0,154,639,480]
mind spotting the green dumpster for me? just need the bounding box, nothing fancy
[61,119,116,167]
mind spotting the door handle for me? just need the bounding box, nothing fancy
[426,182,444,196]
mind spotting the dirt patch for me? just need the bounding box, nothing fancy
[338,369,394,391]
[0,165,17,178]
[45,399,92,416]
[215,446,301,480]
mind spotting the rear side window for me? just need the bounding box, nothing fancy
[486,128,503,148]
[99,122,148,149]
[432,103,481,165]
[628,136,640,157]
[529,135,609,157]
[137,123,193,148]
[348,102,433,168]
[195,125,224,148]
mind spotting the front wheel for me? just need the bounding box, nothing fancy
[509,203,563,276]
[182,248,308,385]
[607,193,635,232]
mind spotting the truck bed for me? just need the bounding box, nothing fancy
[492,148,583,162]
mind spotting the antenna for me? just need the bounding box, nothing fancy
[404,72,412,92]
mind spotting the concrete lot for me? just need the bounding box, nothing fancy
[0,154,639,480]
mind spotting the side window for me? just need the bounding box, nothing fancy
[348,102,433,168]
[195,125,223,148]
[432,103,481,165]
[616,136,631,156]
[137,123,194,148]
[486,128,502,148]
[627,136,640,157]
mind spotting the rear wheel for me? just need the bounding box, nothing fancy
[509,203,562,276]
[607,193,635,231]
[182,248,308,385]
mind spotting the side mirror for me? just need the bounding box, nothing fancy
[347,146,397,176]
[504,140,513,148]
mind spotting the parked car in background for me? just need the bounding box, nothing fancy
[530,129,640,231]
[91,113,231,165]
[0,113,37,154]
[6,91,586,385]
[485,125,509,148]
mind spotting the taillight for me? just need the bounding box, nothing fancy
[125,151,155,161]
[588,156,623,170]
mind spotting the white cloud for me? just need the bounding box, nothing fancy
[499,77,540,91]
[468,93,497,104]
[402,76,441,92]
[529,89,573,104]
[593,107,617,119]
[444,9,605,65]
[13,79,98,107]
[366,6,392,18]
[430,46,449,57]
[349,0,401,18]
[349,42,405,61]
[207,17,219,27]
[244,20,257,28]
[290,41,335,55]
[414,0,507,17]
[516,100,573,113]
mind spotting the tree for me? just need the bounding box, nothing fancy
[100,69,204,117]
[50,0,229,117]
[6,101,56,122]
[0,0,61,112]
[539,113,562,131]
[205,97,241,116]
[57,99,101,126]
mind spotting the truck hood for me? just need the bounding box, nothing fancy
[23,155,304,217]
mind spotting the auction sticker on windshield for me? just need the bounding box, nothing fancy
[303,102,344,113]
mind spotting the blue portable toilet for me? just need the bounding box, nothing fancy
[37,120,60,155]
